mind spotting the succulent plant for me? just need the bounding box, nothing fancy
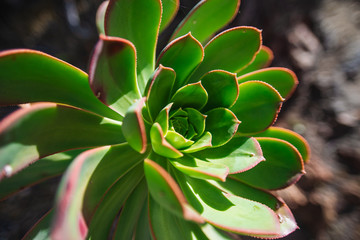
[0,0,310,239]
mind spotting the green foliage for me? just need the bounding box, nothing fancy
[0,0,310,239]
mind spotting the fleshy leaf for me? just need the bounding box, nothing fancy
[150,123,183,158]
[0,50,121,120]
[182,131,213,153]
[169,155,229,182]
[185,108,206,137]
[134,199,152,240]
[0,103,125,180]
[50,147,110,240]
[171,82,208,110]
[231,81,284,134]
[112,179,148,240]
[174,173,281,236]
[157,33,204,92]
[233,137,305,190]
[188,27,262,83]
[200,70,239,111]
[170,0,240,44]
[252,127,311,163]
[88,35,140,116]
[82,143,148,221]
[122,98,148,153]
[205,108,240,147]
[237,67,298,99]
[0,149,83,200]
[148,196,208,240]
[192,136,264,174]
[154,103,172,134]
[105,0,162,92]
[144,159,203,222]
[87,164,145,239]
[165,130,194,149]
[159,0,179,32]
[95,1,108,34]
[237,45,274,75]
[210,177,298,238]
[146,65,175,120]
[23,210,53,240]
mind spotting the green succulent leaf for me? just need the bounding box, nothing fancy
[192,136,264,174]
[146,65,175,120]
[231,81,284,134]
[182,131,213,153]
[154,103,172,134]
[122,98,148,153]
[252,127,311,163]
[82,143,149,221]
[112,179,148,240]
[23,210,53,240]
[89,35,140,116]
[169,155,229,182]
[233,137,305,190]
[175,173,281,236]
[210,178,298,238]
[0,103,125,180]
[50,147,110,239]
[159,0,179,32]
[105,0,162,92]
[200,70,239,111]
[237,45,274,75]
[87,163,145,239]
[205,108,240,147]
[0,50,121,120]
[237,67,298,100]
[134,200,152,240]
[171,82,208,110]
[157,33,204,91]
[184,108,206,137]
[170,0,240,44]
[188,27,262,83]
[150,123,183,158]
[144,158,203,222]
[0,149,83,200]
[166,130,194,149]
[95,1,108,34]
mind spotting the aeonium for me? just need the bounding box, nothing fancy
[0,0,310,239]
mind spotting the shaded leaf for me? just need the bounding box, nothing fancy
[0,50,121,120]
[175,173,281,236]
[50,147,110,240]
[95,1,108,34]
[171,82,208,110]
[105,0,162,92]
[159,0,179,32]
[157,33,204,91]
[231,81,283,134]
[233,137,305,190]
[205,108,239,147]
[82,143,149,221]
[237,45,274,75]
[170,0,240,44]
[192,136,264,174]
[88,35,140,116]
[23,210,52,240]
[147,65,175,120]
[144,159,203,222]
[0,149,83,200]
[237,67,298,99]
[188,27,262,83]
[200,70,238,111]
[87,164,145,239]
[133,199,152,240]
[0,103,125,180]
[122,98,148,153]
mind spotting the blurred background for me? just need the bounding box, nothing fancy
[0,0,359,239]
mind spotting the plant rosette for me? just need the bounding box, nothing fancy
[0,0,310,239]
